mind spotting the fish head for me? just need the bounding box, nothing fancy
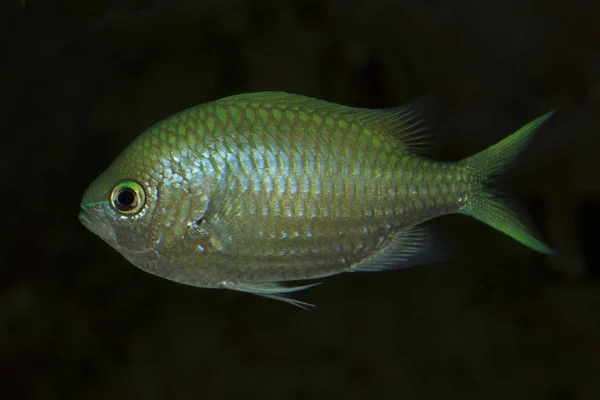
[79,136,224,287]
[79,148,161,256]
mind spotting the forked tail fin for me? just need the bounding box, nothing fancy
[459,110,557,254]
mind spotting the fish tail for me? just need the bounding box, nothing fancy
[459,110,558,255]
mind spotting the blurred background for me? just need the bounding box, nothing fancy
[2,0,599,398]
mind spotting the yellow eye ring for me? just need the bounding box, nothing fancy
[110,181,145,214]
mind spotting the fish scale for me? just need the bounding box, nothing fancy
[80,91,557,307]
[178,133,465,282]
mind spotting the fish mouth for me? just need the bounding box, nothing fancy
[79,203,93,226]
[78,201,117,244]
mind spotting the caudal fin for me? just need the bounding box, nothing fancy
[460,110,557,255]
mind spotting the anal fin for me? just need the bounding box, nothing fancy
[351,223,450,272]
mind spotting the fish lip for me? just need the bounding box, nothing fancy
[79,202,93,225]
[78,211,92,226]
[78,201,118,244]
[77,202,92,227]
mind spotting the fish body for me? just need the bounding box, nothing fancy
[79,92,556,307]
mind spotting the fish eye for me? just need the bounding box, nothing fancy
[110,181,145,214]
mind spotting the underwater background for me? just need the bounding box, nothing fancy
[2,0,599,398]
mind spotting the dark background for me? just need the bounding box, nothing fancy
[2,0,600,399]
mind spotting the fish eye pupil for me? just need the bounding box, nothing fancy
[116,189,136,209]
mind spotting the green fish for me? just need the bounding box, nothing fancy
[79,92,556,308]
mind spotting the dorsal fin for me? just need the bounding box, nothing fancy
[216,91,436,155]
[217,91,342,109]
[362,94,437,155]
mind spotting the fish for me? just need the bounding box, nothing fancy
[79,91,556,308]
